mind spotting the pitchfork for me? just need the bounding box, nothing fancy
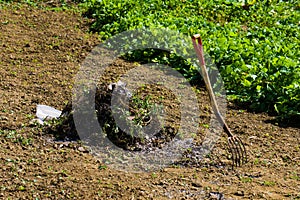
[192,34,247,167]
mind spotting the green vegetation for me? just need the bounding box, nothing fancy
[80,0,299,119]
[239,176,253,183]
[0,129,33,146]
[261,180,276,187]
[0,0,80,11]
[98,165,108,170]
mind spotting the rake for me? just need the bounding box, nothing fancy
[192,34,247,167]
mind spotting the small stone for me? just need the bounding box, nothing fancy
[234,191,244,196]
[78,146,88,152]
[209,192,224,200]
[63,142,69,147]
[191,182,202,188]
[0,116,8,121]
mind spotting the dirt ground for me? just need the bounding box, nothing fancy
[0,3,299,199]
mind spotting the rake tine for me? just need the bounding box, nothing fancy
[228,136,247,167]
[230,137,241,167]
[237,136,247,164]
[228,137,239,167]
[227,137,234,166]
[237,136,246,160]
[237,136,247,165]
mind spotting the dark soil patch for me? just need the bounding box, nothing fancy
[0,3,299,199]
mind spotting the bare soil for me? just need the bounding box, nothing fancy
[0,3,299,199]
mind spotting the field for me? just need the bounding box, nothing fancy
[0,1,299,199]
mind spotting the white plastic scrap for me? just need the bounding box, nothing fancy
[35,104,62,125]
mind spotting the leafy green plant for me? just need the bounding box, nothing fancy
[80,0,299,119]
[130,94,156,126]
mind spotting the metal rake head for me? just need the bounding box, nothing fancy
[227,135,247,167]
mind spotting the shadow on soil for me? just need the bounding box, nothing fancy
[228,102,300,129]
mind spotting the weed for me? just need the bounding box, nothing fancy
[239,176,253,183]
[261,180,276,186]
[290,172,300,181]
[151,172,157,178]
[18,185,25,191]
[201,123,210,129]
[98,165,107,170]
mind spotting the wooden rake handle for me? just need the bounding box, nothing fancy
[191,34,234,138]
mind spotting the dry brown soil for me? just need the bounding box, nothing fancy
[0,3,299,199]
